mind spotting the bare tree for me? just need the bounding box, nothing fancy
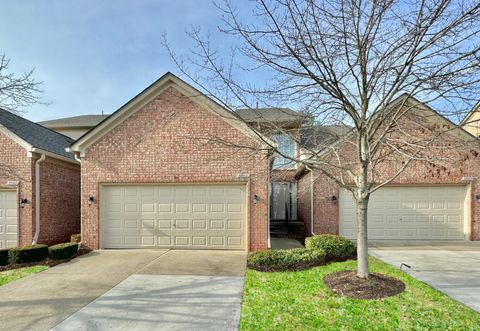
[0,54,41,113]
[165,0,480,278]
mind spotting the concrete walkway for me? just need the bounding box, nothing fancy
[0,249,246,331]
[270,237,304,250]
[370,243,480,313]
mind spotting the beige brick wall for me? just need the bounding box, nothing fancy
[81,87,270,251]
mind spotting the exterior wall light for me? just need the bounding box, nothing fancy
[329,195,337,204]
[252,194,259,204]
[19,198,28,208]
[476,194,480,202]
[88,195,95,205]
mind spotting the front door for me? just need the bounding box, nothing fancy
[270,182,297,221]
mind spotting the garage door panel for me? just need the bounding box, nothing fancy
[0,191,17,249]
[339,186,467,240]
[102,185,246,250]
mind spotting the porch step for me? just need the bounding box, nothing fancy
[270,220,305,236]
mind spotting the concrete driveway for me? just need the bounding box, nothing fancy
[0,249,246,331]
[370,242,480,313]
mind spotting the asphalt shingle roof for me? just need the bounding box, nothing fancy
[38,114,110,128]
[236,108,309,123]
[0,108,75,159]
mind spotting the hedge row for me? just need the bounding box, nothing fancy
[248,235,356,272]
[48,243,79,260]
[0,242,79,266]
[8,244,49,264]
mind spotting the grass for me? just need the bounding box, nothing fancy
[240,257,480,331]
[0,266,49,286]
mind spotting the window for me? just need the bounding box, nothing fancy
[272,133,296,169]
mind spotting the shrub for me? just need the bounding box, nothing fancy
[48,243,79,260]
[8,244,48,264]
[305,235,355,260]
[70,234,81,243]
[0,248,9,266]
[247,248,326,271]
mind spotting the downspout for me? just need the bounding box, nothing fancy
[267,152,276,249]
[306,166,315,235]
[74,153,83,246]
[32,154,46,244]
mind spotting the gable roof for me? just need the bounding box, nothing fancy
[300,125,352,149]
[39,114,110,128]
[236,107,309,125]
[40,108,306,132]
[0,108,76,161]
[69,72,274,156]
[297,94,478,176]
[460,100,480,126]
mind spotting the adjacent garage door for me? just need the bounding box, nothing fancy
[101,185,247,250]
[0,190,17,249]
[339,186,468,240]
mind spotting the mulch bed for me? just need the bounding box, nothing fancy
[324,270,405,299]
[248,260,328,272]
[248,256,355,272]
[0,248,92,272]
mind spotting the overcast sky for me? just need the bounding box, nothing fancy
[1,1,250,122]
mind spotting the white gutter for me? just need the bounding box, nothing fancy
[31,148,79,165]
[32,154,46,244]
[74,153,83,245]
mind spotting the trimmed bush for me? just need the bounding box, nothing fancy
[305,235,355,260]
[8,244,48,264]
[0,248,9,266]
[247,248,326,271]
[70,234,81,243]
[48,243,79,260]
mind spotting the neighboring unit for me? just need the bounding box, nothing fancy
[0,109,80,248]
[39,114,109,140]
[297,96,480,242]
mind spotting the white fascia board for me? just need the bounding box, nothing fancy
[0,125,32,151]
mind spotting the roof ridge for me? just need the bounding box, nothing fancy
[38,114,109,122]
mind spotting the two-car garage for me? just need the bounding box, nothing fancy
[100,184,247,250]
[339,185,469,241]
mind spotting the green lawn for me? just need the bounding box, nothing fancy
[0,266,49,286]
[240,257,480,331]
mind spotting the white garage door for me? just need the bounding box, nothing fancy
[0,190,18,248]
[339,186,468,240]
[101,185,246,250]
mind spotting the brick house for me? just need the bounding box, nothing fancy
[40,73,480,251]
[0,109,80,248]
[67,73,274,251]
[297,96,480,242]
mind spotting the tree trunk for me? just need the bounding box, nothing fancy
[356,195,370,279]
